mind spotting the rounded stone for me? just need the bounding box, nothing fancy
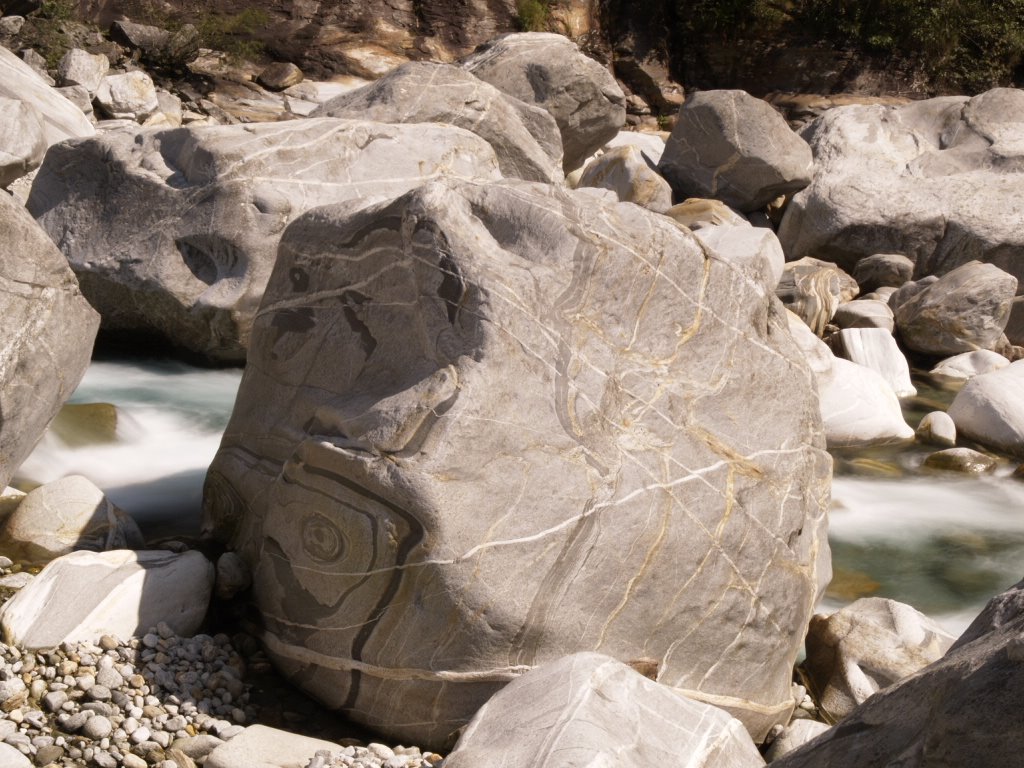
[81,715,113,740]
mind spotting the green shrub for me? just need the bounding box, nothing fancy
[516,0,550,32]
[195,8,270,61]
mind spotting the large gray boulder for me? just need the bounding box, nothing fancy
[461,32,626,173]
[779,89,1024,290]
[203,179,831,747]
[27,118,501,363]
[0,45,95,147]
[658,90,813,212]
[947,360,1024,457]
[773,579,1024,768]
[890,261,1017,355]
[444,653,766,768]
[313,61,563,183]
[0,193,99,490]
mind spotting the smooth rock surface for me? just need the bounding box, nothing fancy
[915,411,956,447]
[0,743,30,767]
[0,96,46,187]
[603,129,666,165]
[774,579,1024,768]
[764,720,831,762]
[578,143,672,211]
[947,360,1024,456]
[0,550,214,649]
[801,598,955,723]
[779,90,1024,289]
[314,61,563,183]
[658,90,813,212]
[0,46,95,146]
[0,475,143,563]
[929,349,1009,385]
[444,653,766,768]
[832,300,894,332]
[787,313,913,447]
[204,725,340,768]
[693,224,785,288]
[27,118,501,363]
[0,192,99,490]
[891,261,1017,355]
[462,32,626,172]
[833,328,916,398]
[205,179,831,747]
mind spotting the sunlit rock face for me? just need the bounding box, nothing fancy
[204,179,831,748]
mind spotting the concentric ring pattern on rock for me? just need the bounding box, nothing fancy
[203,178,832,748]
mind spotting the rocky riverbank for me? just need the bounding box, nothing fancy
[1,3,1024,766]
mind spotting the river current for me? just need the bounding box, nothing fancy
[14,358,1024,636]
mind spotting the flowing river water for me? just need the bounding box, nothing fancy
[14,358,1024,637]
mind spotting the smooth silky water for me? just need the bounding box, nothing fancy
[14,360,1024,635]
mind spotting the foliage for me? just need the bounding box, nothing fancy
[516,0,550,32]
[195,8,270,61]
[792,0,1024,91]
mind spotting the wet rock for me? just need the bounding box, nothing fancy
[923,447,997,474]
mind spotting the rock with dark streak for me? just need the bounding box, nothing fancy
[204,178,831,748]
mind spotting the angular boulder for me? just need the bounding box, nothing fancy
[94,71,160,121]
[577,143,672,212]
[56,48,109,95]
[0,96,46,187]
[658,90,813,212]
[314,61,563,183]
[27,118,501,363]
[204,179,831,747]
[462,32,626,172]
[0,193,99,490]
[947,360,1024,456]
[801,598,955,723]
[0,45,94,146]
[0,475,143,563]
[779,90,1024,289]
[890,261,1017,356]
[0,549,213,649]
[444,653,766,768]
[773,579,1024,768]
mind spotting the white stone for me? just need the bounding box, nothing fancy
[445,653,766,768]
[694,224,786,288]
[948,360,1024,457]
[0,742,31,767]
[787,313,913,447]
[765,720,831,761]
[94,71,160,121]
[56,49,109,95]
[0,46,95,146]
[916,411,956,447]
[203,725,341,768]
[930,350,1009,385]
[834,328,916,397]
[603,129,666,165]
[0,475,143,563]
[0,97,46,188]
[578,144,672,212]
[0,550,214,650]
